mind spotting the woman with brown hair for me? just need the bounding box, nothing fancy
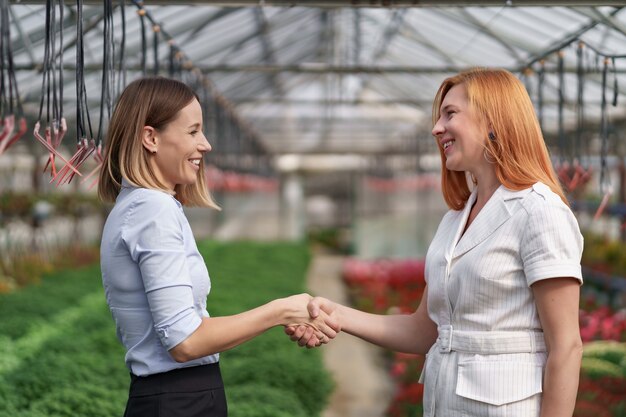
[290,68,584,417]
[98,77,338,417]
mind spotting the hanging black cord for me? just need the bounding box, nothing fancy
[138,6,147,75]
[108,2,116,117]
[117,0,126,97]
[50,0,59,126]
[108,0,115,106]
[576,41,584,163]
[76,0,94,141]
[537,60,545,133]
[96,0,109,146]
[58,0,64,121]
[153,24,159,75]
[97,0,113,147]
[1,0,20,118]
[168,42,175,77]
[76,0,83,140]
[557,51,565,162]
[45,2,51,125]
[579,41,623,108]
[0,0,27,155]
[37,0,53,123]
[581,41,626,60]
[106,0,116,115]
[0,0,8,118]
[6,1,21,117]
[600,58,609,194]
[612,57,618,107]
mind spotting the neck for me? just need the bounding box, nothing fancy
[471,167,501,206]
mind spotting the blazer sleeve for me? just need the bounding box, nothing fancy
[520,199,583,286]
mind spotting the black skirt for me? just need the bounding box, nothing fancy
[123,363,227,417]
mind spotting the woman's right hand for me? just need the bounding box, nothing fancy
[284,296,340,348]
[279,294,340,348]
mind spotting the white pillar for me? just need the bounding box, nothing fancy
[281,172,305,241]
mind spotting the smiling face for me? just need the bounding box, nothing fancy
[432,83,489,173]
[144,99,210,191]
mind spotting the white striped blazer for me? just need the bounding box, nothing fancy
[420,182,583,417]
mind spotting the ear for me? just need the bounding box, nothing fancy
[141,126,158,154]
[486,121,496,141]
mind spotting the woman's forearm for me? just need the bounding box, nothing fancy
[539,341,583,417]
[170,295,337,362]
[532,278,583,417]
[336,301,437,355]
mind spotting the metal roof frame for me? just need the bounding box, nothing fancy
[4,2,626,159]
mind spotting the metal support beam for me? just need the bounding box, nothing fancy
[446,8,524,63]
[233,97,610,106]
[254,7,287,96]
[393,15,458,66]
[9,6,102,57]
[520,6,624,69]
[13,62,626,74]
[8,6,36,64]
[11,1,626,6]
[353,9,406,100]
[572,6,626,38]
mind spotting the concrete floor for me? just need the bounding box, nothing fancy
[305,254,395,417]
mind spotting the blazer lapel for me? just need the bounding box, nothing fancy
[452,186,527,259]
[445,191,475,262]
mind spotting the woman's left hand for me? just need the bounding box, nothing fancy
[283,295,340,348]
[284,324,323,348]
[280,294,340,348]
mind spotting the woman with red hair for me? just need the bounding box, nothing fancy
[290,68,583,417]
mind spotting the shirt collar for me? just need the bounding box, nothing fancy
[121,177,134,189]
[119,177,182,208]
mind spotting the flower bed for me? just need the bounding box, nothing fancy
[342,258,426,416]
[575,341,626,417]
[342,258,426,314]
[580,306,626,343]
[343,257,626,417]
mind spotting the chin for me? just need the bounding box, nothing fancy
[445,162,460,171]
[175,179,197,188]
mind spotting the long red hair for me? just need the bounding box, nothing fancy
[432,68,567,210]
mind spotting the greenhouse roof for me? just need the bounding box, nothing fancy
[4,1,626,158]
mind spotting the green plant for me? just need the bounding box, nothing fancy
[227,385,308,417]
[0,241,333,417]
[584,341,626,369]
[576,341,626,417]
[0,245,100,292]
[307,227,352,254]
[582,232,626,277]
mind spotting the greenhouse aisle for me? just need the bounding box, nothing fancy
[188,192,395,417]
[306,254,395,417]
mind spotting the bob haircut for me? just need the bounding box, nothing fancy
[432,67,567,210]
[98,77,219,209]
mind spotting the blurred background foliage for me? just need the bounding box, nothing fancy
[0,241,333,417]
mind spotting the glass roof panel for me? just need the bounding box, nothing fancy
[4,3,626,157]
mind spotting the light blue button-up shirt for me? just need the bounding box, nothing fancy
[100,179,219,376]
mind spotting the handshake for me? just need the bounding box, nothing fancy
[281,294,340,349]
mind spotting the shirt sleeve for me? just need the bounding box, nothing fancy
[521,199,584,286]
[122,192,202,350]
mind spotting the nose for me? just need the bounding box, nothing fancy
[198,132,212,153]
[432,117,444,137]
